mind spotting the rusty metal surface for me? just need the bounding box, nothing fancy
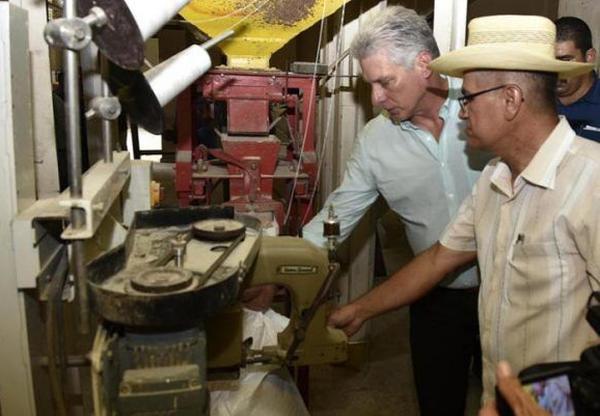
[78,0,144,70]
[175,69,319,233]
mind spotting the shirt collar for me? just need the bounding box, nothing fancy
[520,117,575,189]
[490,117,575,194]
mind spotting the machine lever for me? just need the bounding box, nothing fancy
[284,261,340,365]
[199,232,246,286]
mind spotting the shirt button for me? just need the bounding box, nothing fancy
[448,193,454,199]
[441,162,446,168]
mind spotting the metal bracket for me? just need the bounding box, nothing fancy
[43,7,107,51]
[60,151,130,240]
[85,96,122,120]
[37,245,68,302]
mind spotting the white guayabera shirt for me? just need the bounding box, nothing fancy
[441,117,600,401]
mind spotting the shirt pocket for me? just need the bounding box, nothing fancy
[507,241,576,308]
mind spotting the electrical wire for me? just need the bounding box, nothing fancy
[283,0,333,226]
[284,0,349,227]
[299,14,349,227]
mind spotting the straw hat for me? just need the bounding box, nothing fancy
[430,15,593,78]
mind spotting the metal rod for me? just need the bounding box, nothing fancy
[285,262,341,365]
[34,355,90,368]
[45,249,69,416]
[129,119,141,160]
[101,81,113,163]
[200,29,235,50]
[64,0,90,334]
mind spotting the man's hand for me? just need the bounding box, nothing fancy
[329,243,475,337]
[479,361,550,416]
[328,303,366,336]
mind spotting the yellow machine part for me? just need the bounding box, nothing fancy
[180,0,349,69]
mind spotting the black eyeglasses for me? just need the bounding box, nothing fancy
[457,84,508,112]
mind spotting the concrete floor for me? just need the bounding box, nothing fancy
[308,308,483,415]
[307,211,483,415]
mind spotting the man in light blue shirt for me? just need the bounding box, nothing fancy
[303,6,490,415]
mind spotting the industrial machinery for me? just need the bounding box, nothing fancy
[87,206,346,415]
[2,0,350,414]
[174,1,349,234]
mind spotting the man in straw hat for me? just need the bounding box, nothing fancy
[328,14,600,403]
[302,6,490,415]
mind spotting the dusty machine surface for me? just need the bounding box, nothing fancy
[174,1,349,234]
[1,1,350,414]
[180,0,349,68]
[87,206,346,415]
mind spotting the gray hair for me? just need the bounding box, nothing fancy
[350,6,440,68]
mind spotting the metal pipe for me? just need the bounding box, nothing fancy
[200,29,235,50]
[64,0,90,334]
[45,249,69,416]
[129,119,141,160]
[34,355,90,368]
[101,81,113,163]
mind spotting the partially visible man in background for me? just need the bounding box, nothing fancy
[555,16,600,142]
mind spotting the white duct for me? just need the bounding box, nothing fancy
[124,0,191,40]
[145,44,211,106]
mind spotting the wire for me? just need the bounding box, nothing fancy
[184,0,268,27]
[300,27,348,226]
[284,0,349,228]
[283,0,333,226]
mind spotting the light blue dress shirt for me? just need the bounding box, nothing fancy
[303,78,491,288]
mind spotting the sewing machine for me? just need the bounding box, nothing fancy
[86,206,346,414]
[2,1,350,414]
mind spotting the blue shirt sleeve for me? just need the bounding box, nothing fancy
[303,134,379,247]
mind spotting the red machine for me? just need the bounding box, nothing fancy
[175,68,320,234]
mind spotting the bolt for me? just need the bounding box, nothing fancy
[119,383,131,395]
[74,28,86,41]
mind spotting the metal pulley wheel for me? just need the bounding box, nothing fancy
[130,267,193,294]
[192,219,246,241]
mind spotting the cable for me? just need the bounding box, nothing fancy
[222,0,271,32]
[284,0,349,227]
[300,4,352,226]
[300,40,347,226]
[283,0,332,226]
[184,0,270,31]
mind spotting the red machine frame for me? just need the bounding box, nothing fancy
[175,68,320,234]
